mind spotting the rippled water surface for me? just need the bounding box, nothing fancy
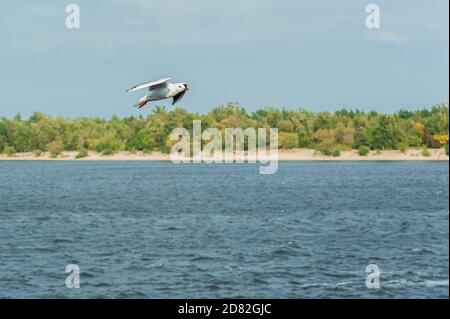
[0,161,448,298]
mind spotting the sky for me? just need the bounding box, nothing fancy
[0,0,448,118]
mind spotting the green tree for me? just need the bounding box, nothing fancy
[278,132,298,149]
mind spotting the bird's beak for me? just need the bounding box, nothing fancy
[184,84,189,91]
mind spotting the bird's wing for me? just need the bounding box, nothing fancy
[172,91,187,105]
[126,78,172,92]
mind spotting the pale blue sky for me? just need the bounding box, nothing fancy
[0,0,448,118]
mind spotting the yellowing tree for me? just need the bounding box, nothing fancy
[414,122,425,138]
[433,133,449,146]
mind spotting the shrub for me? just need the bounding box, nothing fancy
[422,146,431,157]
[33,149,43,157]
[101,148,116,156]
[316,142,341,157]
[160,146,172,154]
[397,143,409,154]
[358,146,370,156]
[338,144,352,152]
[3,145,16,157]
[332,149,341,157]
[47,140,64,158]
[75,149,88,159]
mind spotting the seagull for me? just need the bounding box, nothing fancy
[126,78,189,109]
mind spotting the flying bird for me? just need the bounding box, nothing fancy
[126,78,189,109]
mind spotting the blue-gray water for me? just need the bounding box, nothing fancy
[0,161,448,299]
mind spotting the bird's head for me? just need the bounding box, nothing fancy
[176,83,189,93]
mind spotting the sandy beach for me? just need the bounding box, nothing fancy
[0,148,448,161]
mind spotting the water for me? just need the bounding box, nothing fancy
[0,161,448,299]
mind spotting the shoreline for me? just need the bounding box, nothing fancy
[0,148,448,161]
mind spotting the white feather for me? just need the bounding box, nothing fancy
[126,78,172,92]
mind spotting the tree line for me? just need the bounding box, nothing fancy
[0,103,448,157]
